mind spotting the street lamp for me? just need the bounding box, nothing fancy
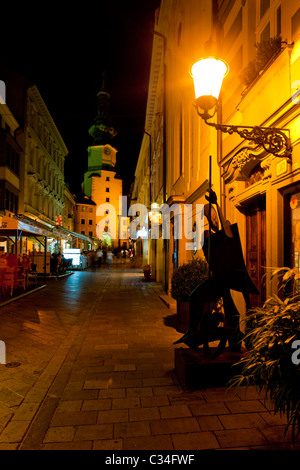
[190,57,292,159]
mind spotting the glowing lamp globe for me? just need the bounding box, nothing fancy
[190,58,229,115]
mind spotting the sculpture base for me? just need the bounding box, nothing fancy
[174,347,244,389]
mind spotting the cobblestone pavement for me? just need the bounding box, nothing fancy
[0,267,299,451]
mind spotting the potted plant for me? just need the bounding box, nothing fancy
[229,267,300,441]
[171,258,209,332]
[143,264,151,281]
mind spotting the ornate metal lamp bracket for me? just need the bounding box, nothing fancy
[205,119,292,160]
[193,101,292,159]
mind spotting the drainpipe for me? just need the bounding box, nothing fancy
[143,130,152,207]
[153,29,168,292]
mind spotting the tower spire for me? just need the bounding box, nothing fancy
[88,72,117,146]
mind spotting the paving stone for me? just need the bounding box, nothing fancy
[215,428,268,448]
[123,434,174,450]
[189,402,230,416]
[0,420,31,443]
[93,439,123,450]
[74,424,114,441]
[218,412,267,429]
[44,425,76,442]
[150,417,200,435]
[159,405,192,419]
[51,411,98,427]
[97,409,128,424]
[141,396,169,407]
[0,389,24,407]
[112,397,140,409]
[11,402,40,421]
[129,407,160,421]
[171,431,220,450]
[114,421,151,439]
[225,400,268,414]
[126,387,153,397]
[56,400,83,413]
[41,440,93,450]
[197,416,224,431]
[82,399,112,411]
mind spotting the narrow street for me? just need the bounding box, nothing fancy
[0,268,298,451]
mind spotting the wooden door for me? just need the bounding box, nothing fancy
[246,200,266,308]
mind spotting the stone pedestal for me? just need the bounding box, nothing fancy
[174,347,244,389]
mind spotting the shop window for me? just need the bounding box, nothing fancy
[287,192,300,292]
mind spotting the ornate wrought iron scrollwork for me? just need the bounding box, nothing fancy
[205,120,292,159]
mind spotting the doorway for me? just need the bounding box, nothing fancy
[245,198,266,308]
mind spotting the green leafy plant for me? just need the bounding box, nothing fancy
[230,276,300,440]
[240,36,282,88]
[171,258,209,304]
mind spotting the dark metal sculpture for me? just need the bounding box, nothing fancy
[174,189,259,357]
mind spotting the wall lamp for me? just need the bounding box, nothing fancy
[190,57,292,159]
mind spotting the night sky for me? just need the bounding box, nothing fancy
[1,0,161,195]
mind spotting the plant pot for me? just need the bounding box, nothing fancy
[143,268,151,281]
[177,300,190,333]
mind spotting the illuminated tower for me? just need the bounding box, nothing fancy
[82,74,123,248]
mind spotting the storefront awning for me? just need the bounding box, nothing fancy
[0,215,49,237]
[0,215,93,246]
[53,226,93,244]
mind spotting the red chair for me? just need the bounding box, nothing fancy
[1,267,15,296]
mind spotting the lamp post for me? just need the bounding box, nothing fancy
[190,57,292,159]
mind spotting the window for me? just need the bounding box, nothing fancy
[106,177,110,181]
[260,0,270,19]
[89,231,93,237]
[276,5,281,36]
[225,8,242,46]
[5,189,18,214]
[106,197,110,202]
[6,143,20,176]
[287,192,300,293]
[257,1,281,43]
[292,8,300,41]
[81,231,85,235]
[89,220,93,225]
[260,21,270,42]
[106,187,110,192]
[81,219,85,224]
[82,206,86,212]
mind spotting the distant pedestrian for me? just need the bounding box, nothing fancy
[96,249,103,267]
[107,251,113,270]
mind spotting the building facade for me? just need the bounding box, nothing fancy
[23,85,67,228]
[0,65,93,256]
[134,0,300,312]
[73,195,97,248]
[0,101,23,219]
